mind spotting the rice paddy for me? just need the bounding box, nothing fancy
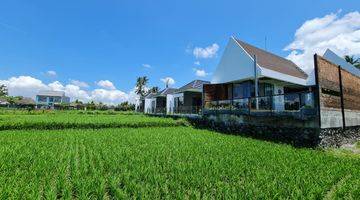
[0,110,359,199]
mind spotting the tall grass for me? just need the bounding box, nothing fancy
[0,127,359,199]
[0,111,185,130]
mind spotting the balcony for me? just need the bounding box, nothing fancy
[203,92,317,119]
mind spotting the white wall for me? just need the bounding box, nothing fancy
[144,98,155,114]
[212,37,310,86]
[273,83,285,111]
[166,94,174,114]
[212,37,259,84]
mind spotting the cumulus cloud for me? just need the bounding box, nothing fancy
[160,77,175,86]
[46,70,57,77]
[193,68,209,77]
[285,11,360,73]
[70,80,89,88]
[0,76,48,98]
[193,43,219,59]
[96,80,116,90]
[0,76,137,105]
[142,64,151,68]
[194,61,201,66]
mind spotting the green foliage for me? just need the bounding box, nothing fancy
[0,84,7,97]
[0,126,359,199]
[0,111,183,130]
[0,111,358,199]
[115,101,135,111]
[344,55,360,69]
[135,76,149,97]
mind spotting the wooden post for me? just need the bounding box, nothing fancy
[313,54,322,128]
[338,65,346,128]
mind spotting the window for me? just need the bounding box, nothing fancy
[259,83,273,96]
[37,96,47,102]
[233,81,253,99]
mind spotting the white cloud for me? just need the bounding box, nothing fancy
[194,61,201,66]
[0,76,137,105]
[0,76,48,98]
[160,77,175,86]
[193,43,219,59]
[142,64,151,68]
[193,68,209,77]
[46,70,57,77]
[285,11,360,73]
[70,80,89,88]
[96,80,116,90]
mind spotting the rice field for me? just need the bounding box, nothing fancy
[0,110,184,130]
[0,110,359,199]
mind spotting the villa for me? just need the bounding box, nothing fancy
[36,91,70,109]
[144,88,177,114]
[202,36,360,131]
[166,80,209,115]
[203,37,315,121]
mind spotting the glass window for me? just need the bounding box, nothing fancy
[233,81,253,99]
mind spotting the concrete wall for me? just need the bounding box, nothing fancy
[166,94,174,114]
[273,83,284,111]
[212,38,258,84]
[144,98,155,114]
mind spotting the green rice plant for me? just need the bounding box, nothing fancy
[0,127,359,199]
[0,111,184,130]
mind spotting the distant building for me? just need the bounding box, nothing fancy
[144,88,177,114]
[36,91,70,109]
[167,80,210,115]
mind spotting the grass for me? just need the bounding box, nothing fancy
[0,110,358,199]
[0,127,359,199]
[0,110,185,130]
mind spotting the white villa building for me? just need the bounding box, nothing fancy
[36,91,70,109]
[203,37,315,115]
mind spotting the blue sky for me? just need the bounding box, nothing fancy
[0,0,359,103]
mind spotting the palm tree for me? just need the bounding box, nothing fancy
[344,55,360,69]
[0,85,8,97]
[135,76,149,97]
[149,86,159,93]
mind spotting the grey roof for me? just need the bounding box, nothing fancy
[145,92,157,99]
[37,90,65,97]
[155,88,177,97]
[16,97,35,105]
[235,39,308,80]
[177,80,210,93]
[0,97,9,105]
[323,49,360,77]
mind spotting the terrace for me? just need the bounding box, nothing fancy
[203,81,317,120]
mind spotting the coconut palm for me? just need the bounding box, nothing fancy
[149,86,159,93]
[135,76,149,97]
[344,55,360,69]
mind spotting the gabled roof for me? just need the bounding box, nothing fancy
[37,90,66,97]
[155,88,177,97]
[323,49,360,77]
[145,92,157,99]
[16,97,35,105]
[235,39,308,80]
[177,80,210,93]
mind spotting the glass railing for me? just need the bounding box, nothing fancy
[203,92,316,116]
[171,106,202,115]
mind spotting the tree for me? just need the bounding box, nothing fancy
[0,85,8,97]
[115,101,135,111]
[135,76,149,97]
[344,55,360,69]
[149,86,159,93]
